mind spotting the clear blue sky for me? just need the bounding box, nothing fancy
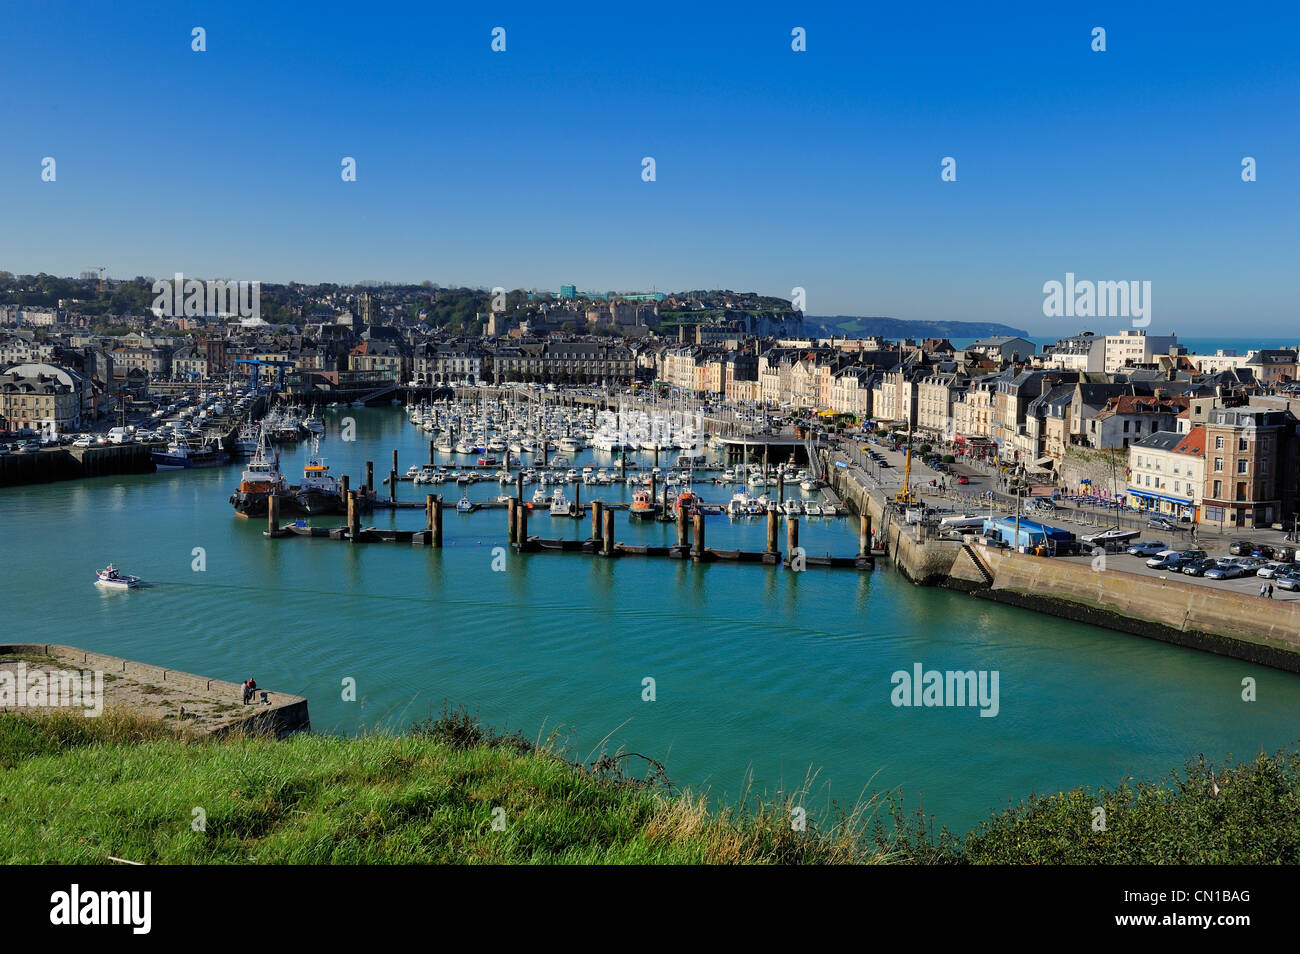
[2,1,1297,335]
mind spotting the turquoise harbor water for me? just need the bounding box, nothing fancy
[4,407,1300,833]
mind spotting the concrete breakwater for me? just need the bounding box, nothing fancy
[825,453,1300,672]
[0,444,156,487]
[0,643,310,737]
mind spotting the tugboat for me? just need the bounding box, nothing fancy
[95,564,141,589]
[293,440,344,514]
[229,429,288,517]
[629,488,657,521]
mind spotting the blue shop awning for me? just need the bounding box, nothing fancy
[1127,489,1193,507]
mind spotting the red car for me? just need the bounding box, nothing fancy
[957,475,970,485]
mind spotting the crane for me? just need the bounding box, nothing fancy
[86,267,107,292]
[894,420,918,506]
[233,358,296,390]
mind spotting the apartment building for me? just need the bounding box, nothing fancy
[916,371,966,438]
[1126,427,1206,522]
[1200,406,1295,530]
[1084,394,1190,450]
[0,371,82,432]
[1103,330,1178,373]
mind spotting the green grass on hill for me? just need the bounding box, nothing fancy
[2,709,1297,864]
[0,709,927,864]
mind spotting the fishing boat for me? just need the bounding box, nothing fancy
[94,564,141,589]
[228,431,288,517]
[234,421,260,456]
[674,490,698,518]
[151,436,230,470]
[293,443,344,514]
[629,488,657,521]
[456,493,474,513]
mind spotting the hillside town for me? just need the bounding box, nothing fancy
[1,273,1298,531]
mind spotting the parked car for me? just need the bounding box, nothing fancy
[1236,557,1265,572]
[1263,544,1296,562]
[1274,569,1300,591]
[72,435,93,447]
[1147,550,1185,569]
[1181,558,1219,577]
[1127,541,1167,556]
[1257,562,1289,579]
[1229,540,1256,556]
[1204,560,1245,580]
[1148,516,1178,531]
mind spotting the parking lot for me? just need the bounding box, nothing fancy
[1053,547,1300,602]
[826,431,1300,600]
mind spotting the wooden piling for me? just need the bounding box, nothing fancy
[432,495,443,547]
[620,452,626,479]
[517,499,528,545]
[428,439,435,466]
[392,448,398,478]
[347,490,360,541]
[676,501,689,547]
[777,472,784,505]
[426,493,435,544]
[507,498,518,545]
[591,500,603,539]
[786,516,799,557]
[859,513,872,556]
[389,469,397,502]
[602,507,615,555]
[365,461,374,495]
[767,507,779,553]
[340,473,350,505]
[574,483,581,517]
[692,512,705,561]
[267,493,280,535]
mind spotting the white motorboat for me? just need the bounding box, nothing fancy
[805,501,824,516]
[549,488,570,516]
[95,564,141,589]
[456,493,474,513]
[532,487,548,505]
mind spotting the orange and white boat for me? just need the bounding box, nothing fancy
[629,488,657,521]
[228,428,288,517]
